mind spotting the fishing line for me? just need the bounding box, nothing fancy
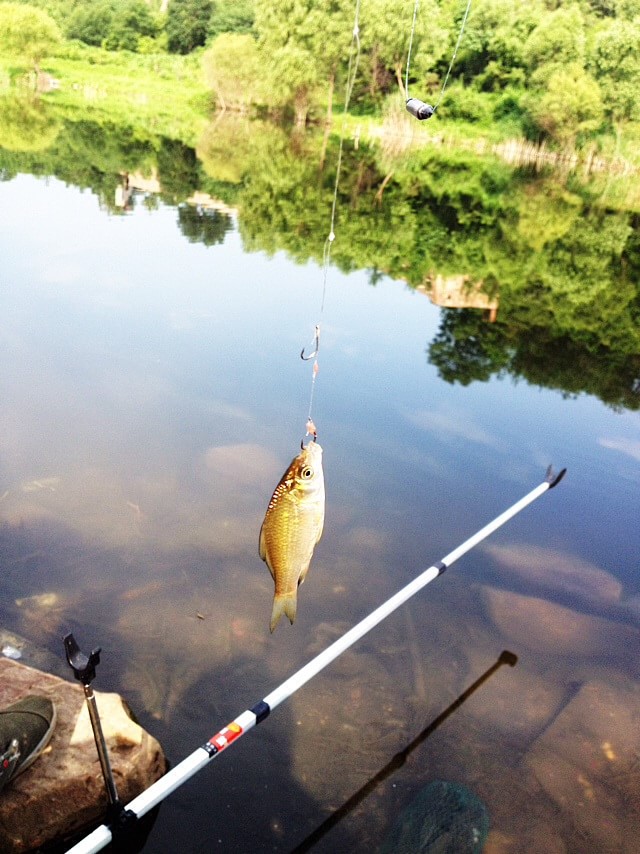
[435,0,473,109]
[302,0,362,439]
[405,0,421,100]
[405,0,473,120]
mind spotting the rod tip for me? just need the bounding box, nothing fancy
[545,466,567,489]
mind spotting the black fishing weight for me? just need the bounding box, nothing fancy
[405,98,435,120]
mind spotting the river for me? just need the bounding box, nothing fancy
[1,108,639,853]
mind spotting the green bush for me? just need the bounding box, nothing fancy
[493,91,525,122]
[67,3,113,47]
[438,85,493,124]
[166,0,212,54]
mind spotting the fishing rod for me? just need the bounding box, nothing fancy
[67,465,565,854]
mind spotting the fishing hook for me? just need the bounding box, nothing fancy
[300,430,318,450]
[301,325,320,361]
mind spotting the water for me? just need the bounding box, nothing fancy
[1,126,639,853]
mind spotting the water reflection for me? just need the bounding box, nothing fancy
[0,94,60,152]
[1,105,637,411]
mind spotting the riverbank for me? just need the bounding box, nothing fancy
[3,41,640,175]
[1,43,211,145]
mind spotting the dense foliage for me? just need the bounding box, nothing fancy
[0,2,61,72]
[166,0,212,54]
[1,1,640,143]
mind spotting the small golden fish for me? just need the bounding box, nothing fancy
[259,441,325,632]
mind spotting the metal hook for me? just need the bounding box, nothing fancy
[300,435,318,450]
[301,325,320,361]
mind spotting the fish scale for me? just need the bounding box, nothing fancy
[259,442,325,632]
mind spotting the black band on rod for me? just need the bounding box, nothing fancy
[202,742,218,757]
[251,701,271,724]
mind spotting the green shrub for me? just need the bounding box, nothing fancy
[438,85,493,124]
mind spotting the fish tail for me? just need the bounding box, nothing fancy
[270,592,298,633]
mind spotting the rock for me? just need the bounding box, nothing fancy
[482,543,622,606]
[0,629,68,679]
[0,658,166,854]
[524,677,640,852]
[481,586,640,671]
[460,645,567,743]
[484,824,567,854]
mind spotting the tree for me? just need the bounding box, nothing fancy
[166,0,212,54]
[202,33,263,111]
[523,4,586,82]
[66,2,114,47]
[254,0,356,125]
[360,0,443,99]
[102,0,158,52]
[208,0,254,39]
[456,0,542,90]
[525,63,604,146]
[591,19,640,122]
[0,2,61,75]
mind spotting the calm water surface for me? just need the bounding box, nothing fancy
[1,168,639,853]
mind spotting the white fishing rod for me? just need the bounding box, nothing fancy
[67,465,566,854]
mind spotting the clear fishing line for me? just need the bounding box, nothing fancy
[435,0,473,109]
[303,0,362,437]
[405,0,473,110]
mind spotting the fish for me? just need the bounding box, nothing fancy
[259,441,325,632]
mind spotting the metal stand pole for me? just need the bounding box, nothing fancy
[63,633,132,824]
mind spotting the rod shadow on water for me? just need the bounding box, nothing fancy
[290,649,518,853]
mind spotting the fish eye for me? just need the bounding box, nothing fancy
[301,466,314,479]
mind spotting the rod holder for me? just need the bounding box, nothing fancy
[63,633,123,816]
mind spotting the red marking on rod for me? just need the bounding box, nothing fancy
[208,721,243,752]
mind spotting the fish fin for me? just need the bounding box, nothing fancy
[270,592,297,633]
[259,525,275,580]
[298,562,311,586]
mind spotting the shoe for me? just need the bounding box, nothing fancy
[0,695,57,794]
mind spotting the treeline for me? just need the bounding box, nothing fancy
[0,0,253,55]
[1,1,640,146]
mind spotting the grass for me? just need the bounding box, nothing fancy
[1,42,212,145]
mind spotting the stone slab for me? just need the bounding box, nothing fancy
[481,586,640,670]
[0,658,166,853]
[524,677,640,852]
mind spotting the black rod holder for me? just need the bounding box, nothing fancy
[64,633,121,812]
